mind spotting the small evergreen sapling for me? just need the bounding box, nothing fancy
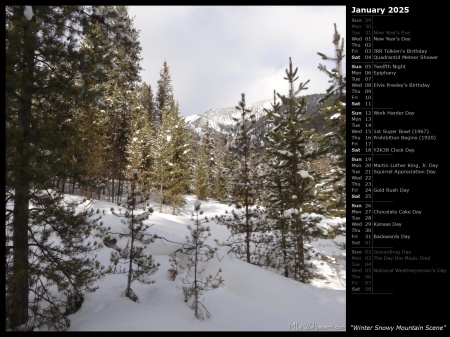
[108,170,159,302]
[170,200,224,319]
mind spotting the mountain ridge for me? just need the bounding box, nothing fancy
[186,93,327,141]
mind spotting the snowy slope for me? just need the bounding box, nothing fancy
[66,195,346,331]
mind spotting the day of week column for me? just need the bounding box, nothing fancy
[349,13,373,294]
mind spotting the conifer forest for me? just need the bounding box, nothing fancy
[5,6,346,331]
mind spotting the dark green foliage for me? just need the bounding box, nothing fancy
[125,87,154,209]
[5,190,108,331]
[261,57,323,283]
[5,5,142,330]
[215,206,267,265]
[153,103,193,214]
[140,82,157,125]
[193,145,211,200]
[316,23,346,215]
[193,122,225,200]
[77,6,143,203]
[218,93,264,264]
[155,60,175,125]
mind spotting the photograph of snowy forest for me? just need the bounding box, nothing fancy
[5,6,346,331]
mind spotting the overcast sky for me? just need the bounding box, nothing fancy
[127,6,346,117]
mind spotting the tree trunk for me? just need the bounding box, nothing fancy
[71,176,76,194]
[61,176,65,194]
[111,177,115,204]
[9,7,36,328]
[117,175,122,204]
[10,153,31,329]
[159,167,163,213]
[245,202,250,263]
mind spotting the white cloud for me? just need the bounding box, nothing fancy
[128,6,346,116]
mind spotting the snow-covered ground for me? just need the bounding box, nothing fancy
[67,194,346,331]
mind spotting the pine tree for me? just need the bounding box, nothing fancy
[262,58,323,283]
[80,5,143,204]
[110,8,143,202]
[140,82,157,125]
[5,5,141,330]
[5,189,108,331]
[74,94,109,200]
[216,93,265,264]
[260,90,292,274]
[193,144,211,200]
[316,23,346,215]
[193,123,219,200]
[125,85,154,208]
[200,123,216,198]
[212,132,229,201]
[227,93,258,205]
[108,170,159,302]
[315,23,347,274]
[155,60,174,125]
[153,103,192,214]
[171,200,224,319]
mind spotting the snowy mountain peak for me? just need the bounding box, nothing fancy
[186,94,326,141]
[186,99,272,138]
[200,99,272,127]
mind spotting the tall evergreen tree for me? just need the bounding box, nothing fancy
[262,58,323,283]
[86,6,142,204]
[212,132,229,201]
[216,93,264,264]
[153,103,192,214]
[315,24,347,272]
[259,90,291,273]
[193,123,218,200]
[5,5,141,330]
[201,122,216,198]
[124,83,155,208]
[316,23,346,215]
[155,60,174,125]
[193,144,211,201]
[228,93,260,205]
[63,6,143,203]
[140,82,157,125]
